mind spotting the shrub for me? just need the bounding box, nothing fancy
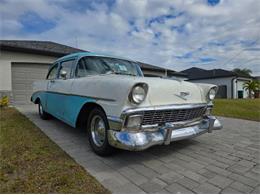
[0,96,9,107]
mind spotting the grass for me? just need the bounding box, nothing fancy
[0,107,110,193]
[212,99,260,122]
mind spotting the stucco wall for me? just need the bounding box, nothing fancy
[0,50,57,62]
[235,78,251,98]
[188,77,251,99]
[190,77,234,98]
[0,50,57,91]
[0,60,12,91]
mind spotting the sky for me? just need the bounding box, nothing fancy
[1,0,260,75]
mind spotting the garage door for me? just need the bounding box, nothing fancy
[216,85,227,98]
[11,63,50,104]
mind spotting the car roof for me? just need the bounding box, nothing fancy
[54,52,136,63]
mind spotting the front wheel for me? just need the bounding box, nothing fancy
[38,101,49,120]
[87,108,114,156]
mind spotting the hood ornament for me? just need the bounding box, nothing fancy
[175,92,190,100]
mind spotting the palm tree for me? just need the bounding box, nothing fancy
[233,68,252,77]
[243,80,259,98]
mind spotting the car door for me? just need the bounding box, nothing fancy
[45,63,58,115]
[47,59,75,123]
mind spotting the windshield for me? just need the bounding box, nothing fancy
[76,56,143,77]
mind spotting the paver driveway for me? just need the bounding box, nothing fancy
[17,105,260,194]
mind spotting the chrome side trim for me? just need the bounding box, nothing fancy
[32,90,116,102]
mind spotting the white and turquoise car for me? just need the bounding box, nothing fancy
[31,52,222,156]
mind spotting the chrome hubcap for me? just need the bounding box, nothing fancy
[90,115,106,147]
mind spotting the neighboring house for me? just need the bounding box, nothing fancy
[181,67,252,99]
[0,40,183,104]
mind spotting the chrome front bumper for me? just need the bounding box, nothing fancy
[108,116,222,151]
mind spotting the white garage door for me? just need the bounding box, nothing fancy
[11,63,50,104]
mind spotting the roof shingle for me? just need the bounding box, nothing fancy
[0,40,85,56]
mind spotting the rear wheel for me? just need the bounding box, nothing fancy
[38,101,49,120]
[87,108,114,156]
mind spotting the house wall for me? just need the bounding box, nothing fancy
[0,50,57,98]
[188,77,252,99]
[189,77,234,98]
[0,60,12,91]
[234,78,252,98]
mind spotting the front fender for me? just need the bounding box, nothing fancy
[31,91,47,105]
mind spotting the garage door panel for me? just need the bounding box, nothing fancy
[13,83,27,89]
[12,90,27,95]
[12,63,50,104]
[28,75,45,80]
[12,72,27,78]
[13,95,27,103]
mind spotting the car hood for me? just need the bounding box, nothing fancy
[74,75,211,106]
[131,76,208,105]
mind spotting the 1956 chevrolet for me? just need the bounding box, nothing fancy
[31,52,222,156]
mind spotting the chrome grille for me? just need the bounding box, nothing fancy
[141,106,206,126]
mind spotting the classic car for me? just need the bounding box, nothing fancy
[31,52,222,156]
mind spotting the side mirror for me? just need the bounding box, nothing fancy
[60,70,67,79]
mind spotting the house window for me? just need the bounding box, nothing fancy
[237,90,243,99]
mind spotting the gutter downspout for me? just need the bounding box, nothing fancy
[231,77,237,99]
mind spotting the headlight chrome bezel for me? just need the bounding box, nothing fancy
[128,83,148,105]
[124,114,143,130]
[208,87,218,101]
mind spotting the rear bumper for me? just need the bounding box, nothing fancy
[108,116,222,151]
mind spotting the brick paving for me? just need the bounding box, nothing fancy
[17,105,260,194]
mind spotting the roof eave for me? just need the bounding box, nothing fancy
[0,45,69,57]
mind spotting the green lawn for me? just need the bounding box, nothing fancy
[0,107,109,193]
[212,99,260,122]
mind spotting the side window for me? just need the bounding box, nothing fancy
[47,63,58,80]
[76,58,88,77]
[58,59,75,79]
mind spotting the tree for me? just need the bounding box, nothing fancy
[233,68,252,77]
[243,80,259,98]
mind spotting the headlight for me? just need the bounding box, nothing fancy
[129,83,148,104]
[208,87,217,100]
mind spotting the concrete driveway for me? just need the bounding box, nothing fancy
[17,105,260,194]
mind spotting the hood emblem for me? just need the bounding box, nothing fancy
[175,92,190,100]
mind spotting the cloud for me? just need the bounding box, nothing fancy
[0,0,260,75]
